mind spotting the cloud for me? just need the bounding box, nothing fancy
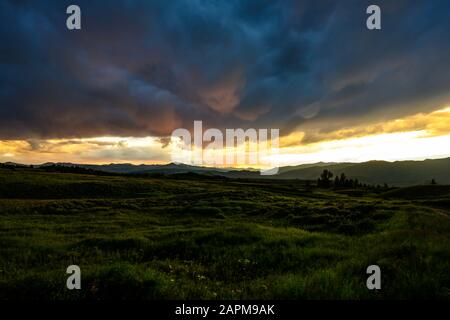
[2,107,450,165]
[0,136,170,164]
[0,0,449,141]
[283,106,450,146]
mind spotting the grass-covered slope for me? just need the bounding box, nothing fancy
[0,167,449,299]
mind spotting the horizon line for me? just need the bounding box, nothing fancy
[2,155,450,170]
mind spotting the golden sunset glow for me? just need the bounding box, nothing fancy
[1,106,450,167]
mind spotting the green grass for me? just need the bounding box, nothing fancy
[0,167,449,300]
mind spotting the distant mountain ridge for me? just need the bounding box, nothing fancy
[38,162,237,174]
[273,158,450,186]
[3,157,450,186]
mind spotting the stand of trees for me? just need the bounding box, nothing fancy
[333,173,361,188]
[317,169,385,189]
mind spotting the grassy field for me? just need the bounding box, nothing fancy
[0,167,449,300]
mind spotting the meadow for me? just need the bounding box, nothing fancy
[0,167,449,300]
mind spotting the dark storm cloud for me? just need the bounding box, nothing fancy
[0,0,449,140]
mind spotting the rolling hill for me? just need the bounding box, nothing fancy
[274,158,450,186]
[4,157,450,186]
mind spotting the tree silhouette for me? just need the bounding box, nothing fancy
[318,169,333,188]
[339,173,346,187]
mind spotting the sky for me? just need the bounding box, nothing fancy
[1,0,450,167]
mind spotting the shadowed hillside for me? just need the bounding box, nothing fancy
[7,157,449,187]
[274,158,450,186]
[0,167,449,300]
